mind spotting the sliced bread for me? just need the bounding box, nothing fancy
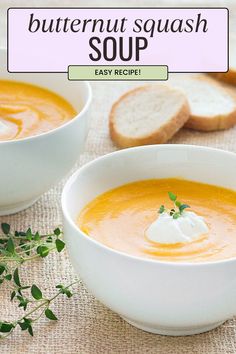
[168,74,236,131]
[109,85,190,148]
[209,35,236,86]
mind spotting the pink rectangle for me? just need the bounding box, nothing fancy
[8,7,228,73]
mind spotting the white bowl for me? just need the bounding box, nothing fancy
[62,145,236,336]
[0,48,91,215]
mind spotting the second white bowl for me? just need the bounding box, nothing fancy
[62,145,236,336]
[0,48,92,215]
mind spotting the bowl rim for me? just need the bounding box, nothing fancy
[61,144,236,267]
[0,46,92,145]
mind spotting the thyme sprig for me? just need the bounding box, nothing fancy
[0,223,79,339]
[0,280,78,339]
[158,192,190,219]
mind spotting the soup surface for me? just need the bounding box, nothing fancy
[78,178,236,262]
[0,80,76,140]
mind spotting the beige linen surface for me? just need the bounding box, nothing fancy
[1,0,236,353]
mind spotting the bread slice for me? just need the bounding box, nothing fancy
[169,74,236,131]
[109,85,190,148]
[209,35,236,86]
[209,71,236,86]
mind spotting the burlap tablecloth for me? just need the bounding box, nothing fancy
[1,0,236,353]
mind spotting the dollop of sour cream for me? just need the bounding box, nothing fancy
[146,211,209,244]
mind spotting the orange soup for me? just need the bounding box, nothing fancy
[77,178,236,262]
[0,80,76,140]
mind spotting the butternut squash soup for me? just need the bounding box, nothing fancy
[0,80,76,140]
[77,178,236,262]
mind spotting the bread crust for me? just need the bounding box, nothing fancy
[185,108,236,131]
[208,71,236,86]
[109,85,190,148]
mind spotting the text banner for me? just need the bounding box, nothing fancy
[8,7,228,73]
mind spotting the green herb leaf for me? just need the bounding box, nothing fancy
[6,238,15,254]
[1,223,10,235]
[36,245,49,258]
[55,239,65,253]
[19,322,28,331]
[28,325,33,337]
[11,291,16,301]
[57,285,74,298]
[13,268,21,287]
[26,228,32,241]
[34,232,40,241]
[168,192,177,202]
[19,318,32,331]
[0,264,6,275]
[45,308,58,321]
[17,296,29,311]
[64,289,73,298]
[0,322,14,333]
[158,205,165,214]
[179,204,190,213]
[161,192,192,219]
[54,228,61,236]
[56,284,63,289]
[31,284,43,300]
